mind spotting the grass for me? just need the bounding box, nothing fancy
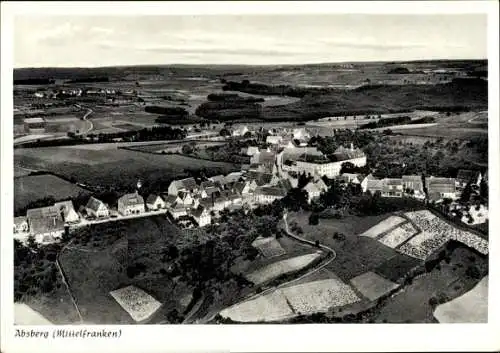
[369,245,488,323]
[14,146,240,189]
[373,255,422,283]
[349,271,399,301]
[14,174,90,212]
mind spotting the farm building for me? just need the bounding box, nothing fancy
[14,216,29,234]
[23,117,47,133]
[167,177,198,195]
[456,169,482,188]
[117,193,145,216]
[146,194,166,211]
[26,206,66,243]
[191,206,211,227]
[426,177,457,201]
[161,194,177,209]
[53,200,80,224]
[176,191,194,207]
[85,196,109,218]
[381,178,404,198]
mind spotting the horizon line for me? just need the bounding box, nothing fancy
[14,57,488,70]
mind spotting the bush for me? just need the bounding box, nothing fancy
[429,297,438,307]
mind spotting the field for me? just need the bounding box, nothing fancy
[14,146,239,189]
[14,174,90,212]
[109,285,162,322]
[399,210,489,260]
[349,271,399,301]
[360,216,406,238]
[220,277,361,322]
[289,211,421,282]
[245,252,322,285]
[378,222,418,248]
[369,245,488,323]
[251,237,287,258]
[433,275,488,323]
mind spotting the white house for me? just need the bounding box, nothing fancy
[54,200,80,224]
[146,194,166,211]
[244,146,260,157]
[402,175,425,198]
[168,177,198,195]
[361,174,376,193]
[303,178,328,203]
[26,206,66,243]
[117,193,145,216]
[85,196,109,218]
[176,191,194,207]
[339,173,364,185]
[191,206,211,227]
[253,187,287,205]
[426,177,457,201]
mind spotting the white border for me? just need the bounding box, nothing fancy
[1,2,499,353]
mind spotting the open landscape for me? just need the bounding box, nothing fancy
[11,13,490,329]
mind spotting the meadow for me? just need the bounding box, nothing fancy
[14,174,90,213]
[14,146,240,190]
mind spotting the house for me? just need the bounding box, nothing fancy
[232,125,249,137]
[169,202,188,219]
[14,216,29,234]
[146,194,166,211]
[209,175,226,187]
[161,194,178,209]
[303,181,322,203]
[85,196,109,218]
[54,200,80,224]
[279,137,296,149]
[191,206,211,227]
[224,172,244,184]
[361,174,376,192]
[200,186,221,199]
[250,150,276,172]
[266,135,283,145]
[382,178,404,198]
[246,171,273,187]
[167,177,198,195]
[232,181,252,196]
[332,144,367,167]
[426,177,457,201]
[117,193,145,216]
[456,169,482,188]
[277,179,294,193]
[254,186,287,205]
[339,173,364,185]
[292,128,310,141]
[26,206,66,243]
[244,146,260,157]
[402,175,425,197]
[366,179,385,195]
[176,191,194,207]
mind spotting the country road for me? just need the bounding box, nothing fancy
[76,107,94,135]
[189,212,337,324]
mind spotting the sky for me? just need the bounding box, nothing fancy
[13,14,487,68]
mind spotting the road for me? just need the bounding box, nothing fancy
[189,212,337,324]
[76,107,94,136]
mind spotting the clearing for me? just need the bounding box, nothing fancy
[251,236,286,258]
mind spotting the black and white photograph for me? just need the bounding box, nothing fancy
[1,1,499,353]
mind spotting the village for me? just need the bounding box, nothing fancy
[13,126,489,245]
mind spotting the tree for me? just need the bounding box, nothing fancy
[460,182,473,203]
[479,179,488,202]
[314,240,320,247]
[182,144,194,154]
[308,213,319,225]
[219,128,230,137]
